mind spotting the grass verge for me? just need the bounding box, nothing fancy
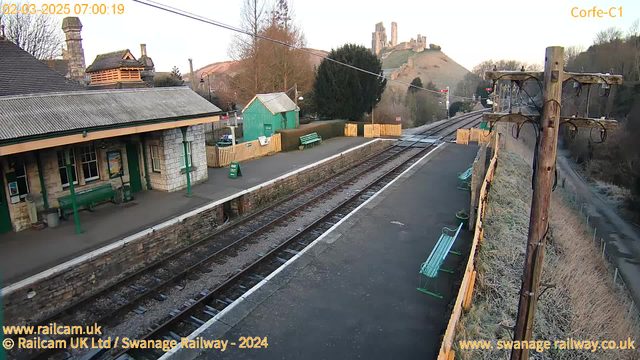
[453,150,640,360]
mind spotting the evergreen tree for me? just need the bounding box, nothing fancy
[170,66,183,81]
[407,77,423,94]
[313,44,387,120]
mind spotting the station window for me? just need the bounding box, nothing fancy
[57,150,78,187]
[150,145,161,172]
[179,142,192,169]
[80,144,100,181]
[15,159,29,199]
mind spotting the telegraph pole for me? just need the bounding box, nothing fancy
[482,46,622,360]
[510,46,564,360]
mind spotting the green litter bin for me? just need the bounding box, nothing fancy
[456,211,469,228]
[123,185,132,202]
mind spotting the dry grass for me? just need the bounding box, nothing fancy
[453,149,640,360]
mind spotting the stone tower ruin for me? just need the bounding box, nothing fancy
[62,17,86,85]
[390,22,397,47]
[371,22,387,56]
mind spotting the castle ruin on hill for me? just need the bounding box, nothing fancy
[371,22,427,56]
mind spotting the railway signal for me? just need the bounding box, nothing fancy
[484,47,622,360]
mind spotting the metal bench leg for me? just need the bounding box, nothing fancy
[417,276,443,298]
[438,268,454,274]
[449,250,462,256]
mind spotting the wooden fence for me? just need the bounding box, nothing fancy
[456,129,470,145]
[206,133,281,168]
[456,128,491,145]
[363,124,401,138]
[437,132,500,360]
[344,123,358,137]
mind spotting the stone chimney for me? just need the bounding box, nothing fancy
[138,43,155,86]
[61,17,86,85]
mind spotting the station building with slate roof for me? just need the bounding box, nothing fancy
[0,19,222,233]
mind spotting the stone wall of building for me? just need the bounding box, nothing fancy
[162,124,208,192]
[144,131,169,191]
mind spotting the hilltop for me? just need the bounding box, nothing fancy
[381,48,470,91]
[184,48,328,87]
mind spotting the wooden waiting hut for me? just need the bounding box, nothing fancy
[241,92,299,142]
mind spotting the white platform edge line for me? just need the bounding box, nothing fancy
[157,142,446,359]
[1,139,387,297]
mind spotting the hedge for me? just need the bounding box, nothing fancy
[277,121,346,151]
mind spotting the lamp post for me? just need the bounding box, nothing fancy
[199,72,211,103]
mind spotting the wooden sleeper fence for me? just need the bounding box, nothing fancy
[456,128,491,145]
[344,123,358,137]
[206,133,281,168]
[363,124,401,138]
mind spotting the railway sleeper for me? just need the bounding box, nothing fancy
[153,293,168,301]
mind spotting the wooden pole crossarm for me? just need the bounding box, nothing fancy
[485,71,623,85]
[485,71,543,82]
[483,113,619,130]
[562,72,623,85]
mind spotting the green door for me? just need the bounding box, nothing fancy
[0,174,13,233]
[126,143,143,193]
[264,124,273,137]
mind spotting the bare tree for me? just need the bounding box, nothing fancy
[627,19,640,39]
[228,0,313,103]
[564,45,585,68]
[594,27,623,45]
[0,1,63,59]
[228,0,268,97]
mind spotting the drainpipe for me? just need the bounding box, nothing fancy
[36,150,49,210]
[181,127,192,196]
[141,135,152,190]
[65,147,83,235]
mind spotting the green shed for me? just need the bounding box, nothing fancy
[242,92,299,142]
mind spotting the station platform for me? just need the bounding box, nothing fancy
[175,143,479,360]
[0,137,372,286]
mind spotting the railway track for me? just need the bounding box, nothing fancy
[8,111,485,360]
[112,111,485,360]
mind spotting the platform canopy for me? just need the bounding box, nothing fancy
[0,87,222,155]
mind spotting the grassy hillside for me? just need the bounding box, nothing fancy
[382,49,470,91]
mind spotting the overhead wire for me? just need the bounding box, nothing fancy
[132,0,486,101]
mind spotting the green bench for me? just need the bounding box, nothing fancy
[58,184,116,220]
[457,166,473,191]
[300,132,322,148]
[417,223,463,298]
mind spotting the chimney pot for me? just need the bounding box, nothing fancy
[140,44,147,57]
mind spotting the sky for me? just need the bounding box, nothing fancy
[21,0,640,73]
